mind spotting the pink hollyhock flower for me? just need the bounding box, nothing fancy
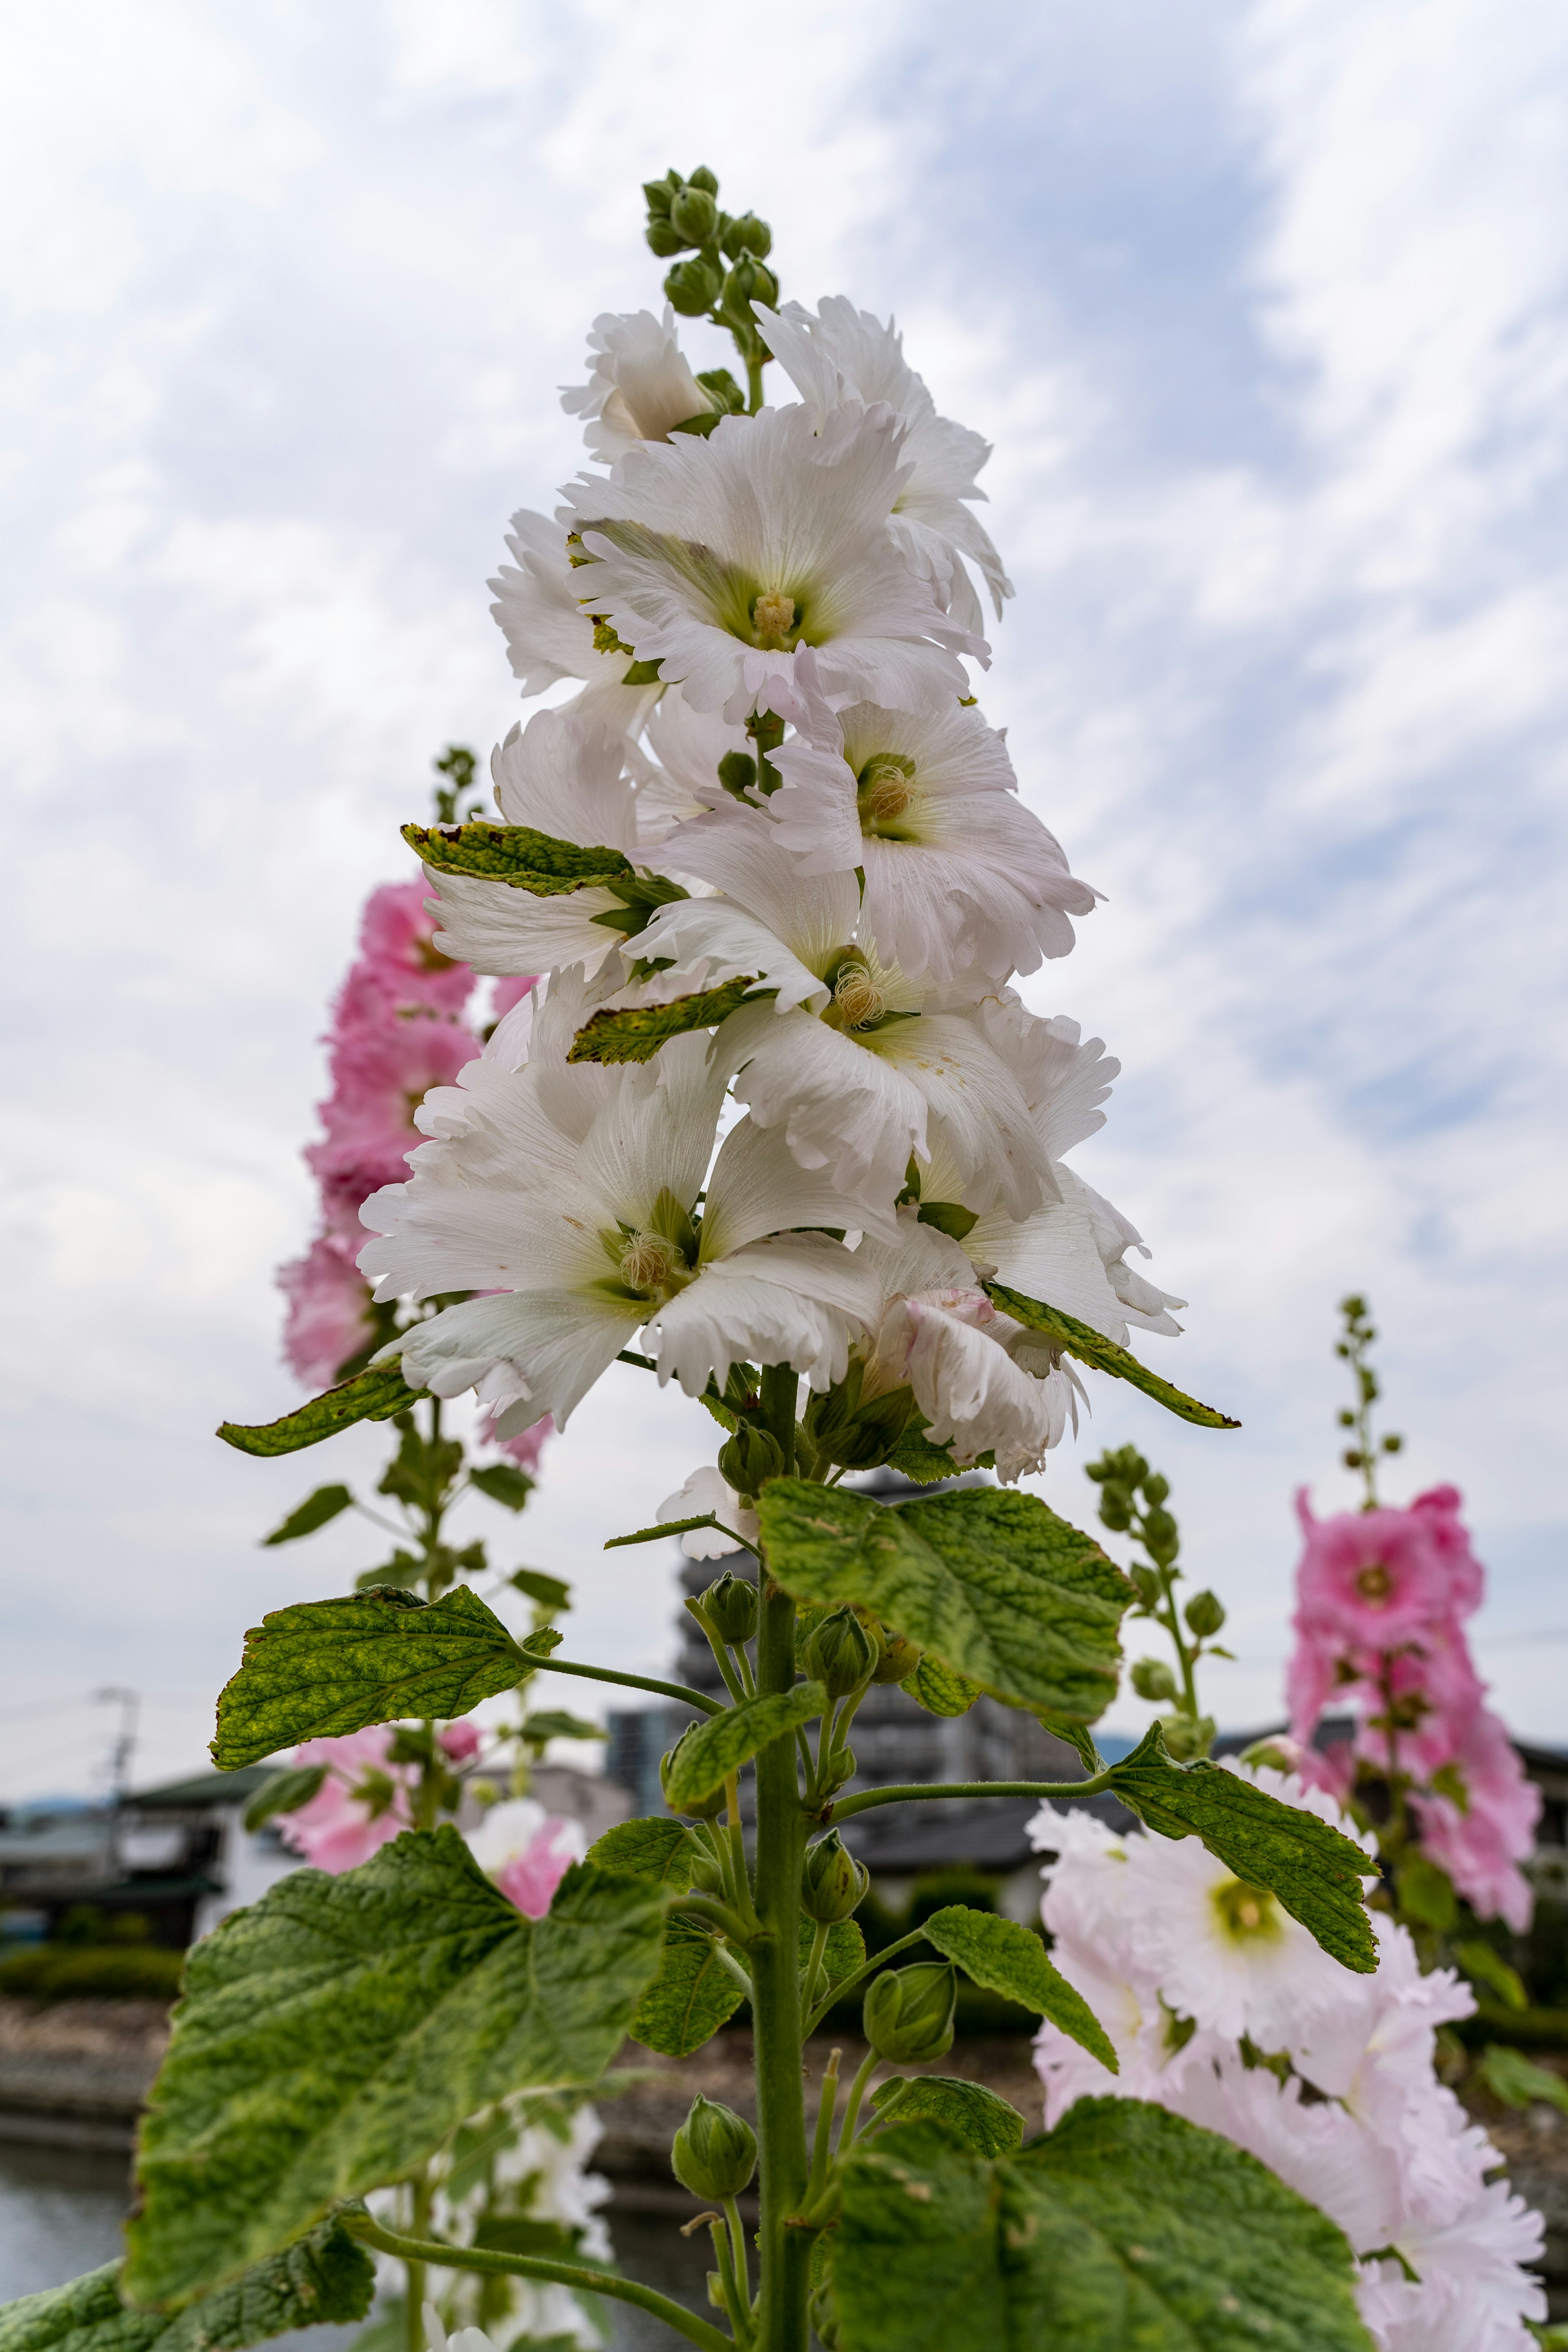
[478,1408,552,1473]
[467,1798,587,1920]
[1293,1490,1457,1649]
[1409,1485,1486,1621]
[356,881,476,1018]
[1285,1619,1343,1746]
[1348,1635,1487,1783]
[278,1236,376,1388]
[307,1013,481,1214]
[280,1728,415,1873]
[1410,1705,1542,1932]
[439,1719,481,1763]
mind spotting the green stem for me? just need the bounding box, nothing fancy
[801,1920,829,2017]
[829,1772,1114,1822]
[806,2047,841,2203]
[723,2194,754,2339]
[837,2045,881,2153]
[348,2216,730,2352]
[691,1601,748,1704]
[532,1655,723,1715]
[710,2214,748,2345]
[403,2173,432,2352]
[746,350,766,412]
[672,1893,755,1945]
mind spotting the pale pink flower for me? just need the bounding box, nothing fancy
[1410,1705,1541,1933]
[1409,1485,1486,1621]
[307,1014,481,1219]
[1293,1489,1458,1650]
[278,1236,377,1388]
[478,1408,552,1475]
[356,880,477,1018]
[467,1798,586,1920]
[280,1728,415,1873]
[439,1719,481,1763]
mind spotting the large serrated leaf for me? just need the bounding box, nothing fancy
[0,2224,374,2352]
[1107,1728,1376,1972]
[403,821,633,896]
[212,1586,530,1769]
[833,2104,1370,2352]
[586,1817,700,1889]
[985,1282,1240,1430]
[920,1909,1115,2069]
[869,2075,1024,2158]
[663,1684,826,1812]
[123,1834,666,2309]
[629,1915,746,2056]
[568,977,762,1065]
[757,1483,1130,1722]
[218,1367,422,1459]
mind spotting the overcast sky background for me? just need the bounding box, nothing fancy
[4,0,1566,1801]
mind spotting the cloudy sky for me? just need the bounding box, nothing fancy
[4,0,1566,1800]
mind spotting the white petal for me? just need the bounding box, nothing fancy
[426,866,624,980]
[718,1000,932,1203]
[898,1296,1061,1481]
[623,894,833,1016]
[976,1002,1119,1159]
[572,1032,726,1230]
[561,306,708,462]
[701,1114,900,1261]
[397,1289,639,1429]
[967,1169,1134,1343]
[866,1012,1052,1221]
[645,813,858,977]
[491,708,640,854]
[646,1235,882,1396]
[657,1466,758,1558]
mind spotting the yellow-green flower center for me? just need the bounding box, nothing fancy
[1211,1878,1281,1944]
[751,589,799,648]
[619,1230,688,1297]
[831,963,885,1030]
[1356,1564,1394,1601]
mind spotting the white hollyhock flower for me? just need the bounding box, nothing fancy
[559,401,985,725]
[635,686,753,850]
[755,295,1013,633]
[659,663,1097,982]
[561,306,711,465]
[855,1212,1083,1481]
[658,1465,759,1558]
[624,825,1052,1218]
[359,1031,888,1432]
[488,508,664,730]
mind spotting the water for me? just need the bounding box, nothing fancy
[0,2144,711,2350]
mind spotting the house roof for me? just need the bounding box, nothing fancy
[126,1766,275,1811]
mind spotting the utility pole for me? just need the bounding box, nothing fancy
[96,1687,139,1804]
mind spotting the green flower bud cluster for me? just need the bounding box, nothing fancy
[801,1829,870,1924]
[670,2094,757,2199]
[863,1962,957,2063]
[801,1361,918,1472]
[639,169,778,363]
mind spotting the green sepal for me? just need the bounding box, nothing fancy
[586,1817,701,1889]
[123,1836,668,2309]
[0,2223,374,2352]
[1107,1725,1377,1972]
[985,1281,1241,1430]
[899,1655,982,1718]
[211,1586,530,1770]
[629,1915,745,2057]
[868,2075,1024,2158]
[662,1683,826,1812]
[920,1907,1116,2070]
[467,1463,535,1512]
[241,1765,327,1833]
[1035,1713,1105,1775]
[833,2103,1370,2352]
[403,820,634,896]
[568,976,762,1064]
[218,1366,423,1458]
[756,1482,1130,1722]
[915,1199,979,1242]
[260,1486,354,1546]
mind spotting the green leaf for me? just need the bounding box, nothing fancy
[920,1908,1116,2070]
[1396,1853,1459,1932]
[984,1281,1241,1431]
[869,2076,1024,2158]
[629,1915,745,2057]
[1456,1941,1529,2011]
[586,1817,700,1889]
[884,1425,992,1484]
[467,1464,535,1512]
[124,1834,668,2309]
[519,1626,563,1659]
[900,1655,982,1718]
[833,2101,1370,2352]
[212,1587,530,1770]
[218,1366,423,1459]
[260,1486,355,1546]
[508,1568,571,1611]
[803,1916,866,1998]
[604,1512,731,1551]
[662,1684,826,1812]
[757,1483,1130,1722]
[1107,1727,1377,1972]
[403,820,634,897]
[241,1765,327,1833]
[521,1710,606,1745]
[1476,2043,1568,2114]
[567,977,762,1065]
[0,2224,374,2352]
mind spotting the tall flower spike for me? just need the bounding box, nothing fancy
[558,401,986,725]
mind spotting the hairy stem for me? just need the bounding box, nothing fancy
[829,1771,1114,1821]
[403,2172,432,2352]
[348,2216,730,2352]
[837,2045,881,2153]
[530,1654,723,1715]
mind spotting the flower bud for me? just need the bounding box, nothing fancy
[660,1728,727,1820]
[1142,1471,1169,1506]
[1184,1590,1226,1638]
[1130,1657,1177,1702]
[1159,1711,1215,1762]
[804,1608,878,1699]
[1098,1488,1134,1532]
[686,165,719,195]
[670,2095,756,2200]
[701,1570,758,1645]
[1127,1564,1163,1609]
[722,211,773,260]
[645,216,688,258]
[722,257,778,316]
[871,1630,921,1684]
[670,185,718,243]
[716,750,757,800]
[686,1846,725,1897]
[1143,1506,1179,1565]
[801,1831,869,1924]
[863,1963,957,2063]
[717,1423,785,1496]
[642,176,676,218]
[664,256,722,317]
